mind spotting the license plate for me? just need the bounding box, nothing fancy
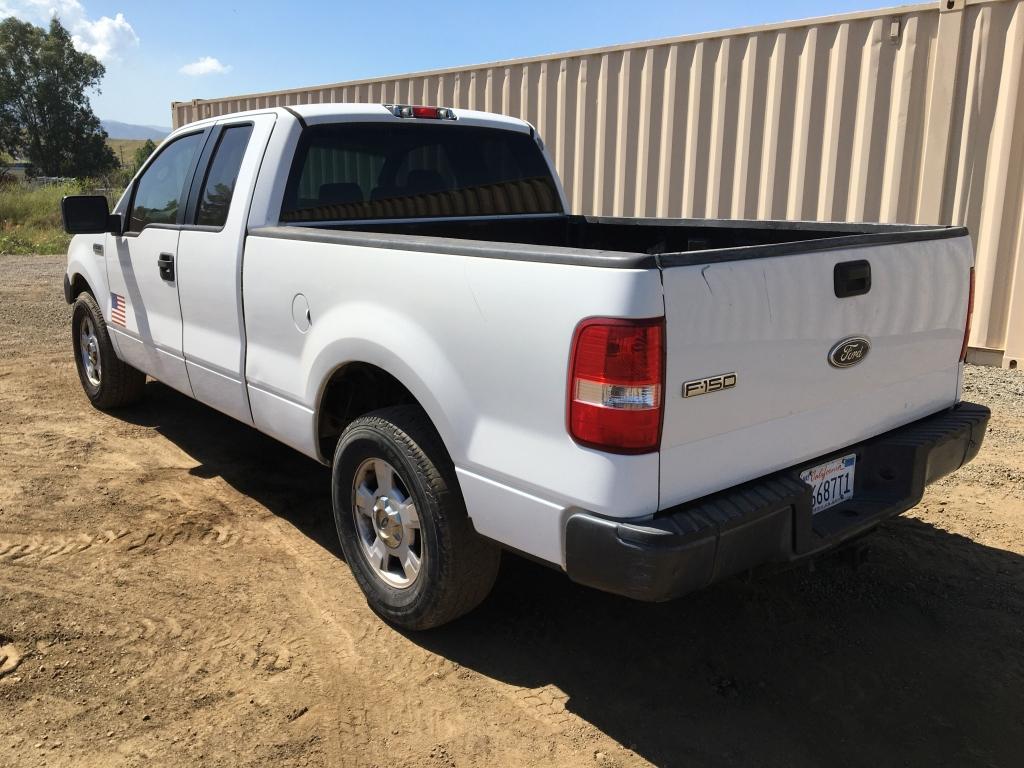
[800,454,856,514]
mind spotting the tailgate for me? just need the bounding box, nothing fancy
[658,231,972,509]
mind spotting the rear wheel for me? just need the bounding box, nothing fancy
[71,292,146,409]
[331,405,500,630]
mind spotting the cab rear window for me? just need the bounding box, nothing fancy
[279,122,562,222]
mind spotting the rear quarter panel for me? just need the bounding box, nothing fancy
[241,235,664,564]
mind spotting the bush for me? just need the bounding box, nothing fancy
[133,140,157,171]
[0,180,82,255]
[91,169,133,204]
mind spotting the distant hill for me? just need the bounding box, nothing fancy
[100,120,170,141]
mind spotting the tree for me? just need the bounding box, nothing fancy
[133,139,157,171]
[0,17,117,177]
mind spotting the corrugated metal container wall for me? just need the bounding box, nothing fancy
[173,0,1024,367]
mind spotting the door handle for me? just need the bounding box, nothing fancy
[158,252,175,282]
[834,259,871,298]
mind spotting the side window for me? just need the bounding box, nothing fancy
[196,124,254,227]
[128,132,204,232]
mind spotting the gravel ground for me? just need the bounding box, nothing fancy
[1,253,1022,768]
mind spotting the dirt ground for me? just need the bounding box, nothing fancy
[1,252,1022,768]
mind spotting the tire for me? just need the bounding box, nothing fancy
[71,292,146,410]
[331,405,501,630]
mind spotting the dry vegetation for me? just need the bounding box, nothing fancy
[106,139,147,170]
[0,181,82,256]
[0,137,141,257]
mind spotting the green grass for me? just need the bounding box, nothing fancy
[0,181,82,255]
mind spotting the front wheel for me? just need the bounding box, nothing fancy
[331,405,501,630]
[71,292,146,409]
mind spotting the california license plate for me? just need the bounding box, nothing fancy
[800,454,856,514]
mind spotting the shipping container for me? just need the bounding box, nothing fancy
[173,0,1024,367]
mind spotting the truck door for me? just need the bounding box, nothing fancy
[176,114,276,424]
[106,129,209,396]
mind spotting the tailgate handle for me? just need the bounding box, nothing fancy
[834,260,871,298]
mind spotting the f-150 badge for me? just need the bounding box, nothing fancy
[682,372,737,398]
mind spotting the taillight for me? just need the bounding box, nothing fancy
[960,267,975,362]
[384,104,456,120]
[568,317,664,454]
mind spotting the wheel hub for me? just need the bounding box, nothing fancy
[372,496,403,548]
[79,317,102,387]
[351,457,423,589]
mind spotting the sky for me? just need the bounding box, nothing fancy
[1,0,886,128]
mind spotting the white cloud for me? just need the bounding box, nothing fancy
[71,12,137,62]
[0,1,139,63]
[179,56,231,76]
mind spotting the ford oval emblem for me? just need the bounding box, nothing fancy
[828,336,870,368]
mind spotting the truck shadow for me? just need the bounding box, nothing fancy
[115,381,340,555]
[117,381,1024,768]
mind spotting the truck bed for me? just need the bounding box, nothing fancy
[248,215,972,515]
[254,214,966,269]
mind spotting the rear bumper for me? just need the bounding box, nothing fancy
[564,402,990,602]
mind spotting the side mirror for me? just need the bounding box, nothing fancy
[61,195,122,235]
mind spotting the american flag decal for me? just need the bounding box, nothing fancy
[110,293,127,326]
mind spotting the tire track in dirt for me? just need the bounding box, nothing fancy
[99,613,310,679]
[506,683,575,731]
[0,570,313,688]
[247,516,376,759]
[0,521,245,563]
[251,515,578,754]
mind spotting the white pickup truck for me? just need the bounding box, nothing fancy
[61,104,989,629]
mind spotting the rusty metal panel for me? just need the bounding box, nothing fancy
[172,0,1024,366]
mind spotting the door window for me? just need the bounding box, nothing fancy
[195,124,254,227]
[128,132,204,232]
